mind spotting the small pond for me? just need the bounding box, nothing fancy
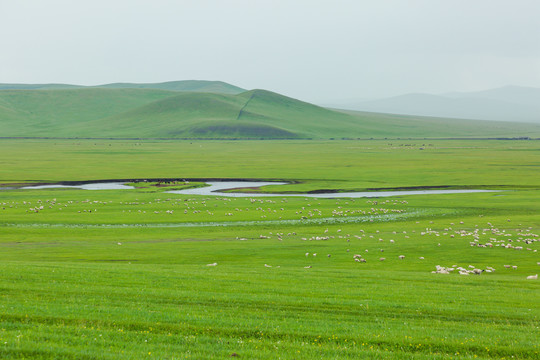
[21,183,135,190]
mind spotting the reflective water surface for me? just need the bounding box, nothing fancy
[166,181,498,198]
[18,181,498,198]
[21,183,135,190]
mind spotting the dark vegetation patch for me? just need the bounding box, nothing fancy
[189,123,299,138]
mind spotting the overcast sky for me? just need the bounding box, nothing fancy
[1,0,539,102]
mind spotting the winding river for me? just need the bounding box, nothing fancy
[14,181,499,198]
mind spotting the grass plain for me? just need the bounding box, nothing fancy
[0,139,539,359]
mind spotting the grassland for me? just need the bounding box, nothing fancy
[0,139,539,359]
[1,139,540,191]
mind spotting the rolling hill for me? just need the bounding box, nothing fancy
[61,89,364,139]
[1,84,540,139]
[0,80,245,94]
[94,80,246,94]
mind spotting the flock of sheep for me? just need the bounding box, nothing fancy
[3,194,539,280]
[272,221,538,280]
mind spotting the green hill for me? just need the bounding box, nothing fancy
[1,86,540,139]
[0,83,81,90]
[0,88,177,137]
[96,80,246,94]
[0,80,245,94]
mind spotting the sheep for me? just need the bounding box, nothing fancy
[206,262,218,266]
[526,274,538,280]
[398,255,405,260]
[379,257,386,261]
[264,264,272,268]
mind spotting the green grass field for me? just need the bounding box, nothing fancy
[0,139,539,359]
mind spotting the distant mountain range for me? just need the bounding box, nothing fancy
[327,86,540,123]
[1,81,540,139]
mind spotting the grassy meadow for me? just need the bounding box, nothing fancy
[0,139,539,359]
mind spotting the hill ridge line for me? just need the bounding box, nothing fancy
[236,92,256,120]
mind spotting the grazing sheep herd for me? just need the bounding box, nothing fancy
[246,215,539,280]
[292,218,538,279]
[432,264,497,275]
[2,193,539,280]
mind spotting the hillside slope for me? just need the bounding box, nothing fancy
[0,88,178,137]
[2,86,540,139]
[96,80,246,94]
[0,80,246,94]
[72,90,341,138]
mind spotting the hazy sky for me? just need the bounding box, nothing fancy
[1,0,539,102]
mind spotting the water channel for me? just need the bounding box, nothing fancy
[13,181,499,198]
